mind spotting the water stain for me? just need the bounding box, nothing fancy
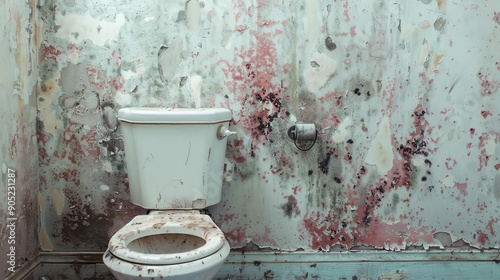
[436,0,446,11]
[51,188,65,215]
[40,226,54,251]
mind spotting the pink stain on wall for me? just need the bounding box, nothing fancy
[40,43,62,62]
[225,226,247,246]
[477,72,500,96]
[476,230,489,245]
[455,182,468,196]
[54,120,100,164]
[486,218,497,236]
[480,110,492,118]
[52,168,81,186]
[86,64,124,93]
[477,132,500,171]
[343,1,351,22]
[67,43,83,52]
[493,12,500,25]
[298,102,438,251]
[349,25,357,37]
[219,28,287,145]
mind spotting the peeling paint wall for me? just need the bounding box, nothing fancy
[0,0,40,278]
[37,0,499,252]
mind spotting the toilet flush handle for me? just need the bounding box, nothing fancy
[217,125,237,139]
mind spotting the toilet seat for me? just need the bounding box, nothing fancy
[108,211,226,265]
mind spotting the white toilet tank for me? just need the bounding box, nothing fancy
[117,107,232,209]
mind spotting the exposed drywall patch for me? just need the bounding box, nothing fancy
[366,116,394,176]
[484,140,496,156]
[114,91,132,105]
[102,161,113,173]
[55,13,126,46]
[433,231,453,247]
[120,61,145,80]
[58,63,86,94]
[304,52,337,92]
[158,37,183,83]
[190,75,203,108]
[186,0,201,31]
[331,116,352,143]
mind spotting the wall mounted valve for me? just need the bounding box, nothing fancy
[287,123,317,151]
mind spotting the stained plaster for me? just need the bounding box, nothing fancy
[0,0,40,278]
[36,0,499,253]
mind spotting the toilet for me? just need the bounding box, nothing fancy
[103,107,234,280]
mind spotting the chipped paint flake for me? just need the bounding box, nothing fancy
[55,13,125,46]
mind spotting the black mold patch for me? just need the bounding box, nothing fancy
[325,36,337,51]
[99,137,124,156]
[264,270,274,280]
[281,195,299,219]
[61,189,114,248]
[362,204,372,227]
[318,150,334,174]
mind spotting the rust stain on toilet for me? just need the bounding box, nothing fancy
[133,264,143,271]
[152,222,165,229]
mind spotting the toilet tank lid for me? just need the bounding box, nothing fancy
[117,107,232,124]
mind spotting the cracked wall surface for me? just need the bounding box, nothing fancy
[36,0,499,252]
[0,0,40,278]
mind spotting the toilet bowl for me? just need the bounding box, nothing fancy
[103,211,230,280]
